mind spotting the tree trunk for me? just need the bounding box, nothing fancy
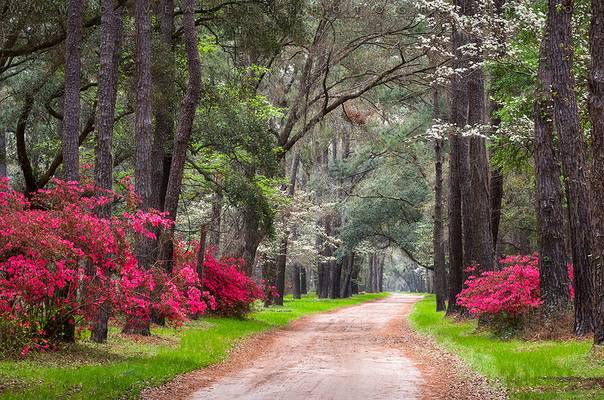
[91,0,123,344]
[534,20,571,318]
[158,0,202,273]
[466,0,495,273]
[240,210,263,276]
[446,6,468,314]
[548,0,594,335]
[590,0,604,345]
[150,0,175,213]
[340,253,354,298]
[275,152,300,305]
[351,256,360,295]
[94,0,123,219]
[328,258,340,299]
[274,239,288,306]
[15,95,38,194]
[292,264,301,299]
[62,0,84,182]
[208,190,223,256]
[197,224,208,291]
[377,255,384,292]
[300,266,308,294]
[490,167,504,251]
[0,130,6,177]
[432,87,447,312]
[124,0,153,336]
[133,0,153,211]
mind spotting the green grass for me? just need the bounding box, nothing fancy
[0,292,387,399]
[409,295,604,399]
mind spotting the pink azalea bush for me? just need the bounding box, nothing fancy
[456,254,574,318]
[0,176,260,357]
[173,244,264,317]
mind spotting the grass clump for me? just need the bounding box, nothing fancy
[0,292,387,400]
[409,295,604,399]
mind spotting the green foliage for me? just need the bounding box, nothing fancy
[338,113,431,256]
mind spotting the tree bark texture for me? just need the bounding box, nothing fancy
[446,4,468,314]
[300,266,308,294]
[150,0,175,212]
[0,130,6,177]
[208,190,223,256]
[62,0,85,182]
[159,0,202,273]
[16,95,39,194]
[534,21,571,318]
[275,151,300,305]
[134,0,153,211]
[432,87,447,312]
[91,0,123,344]
[292,264,301,299]
[94,0,123,219]
[466,0,495,273]
[197,224,208,291]
[490,167,504,251]
[548,0,594,335]
[589,0,604,344]
[123,0,154,336]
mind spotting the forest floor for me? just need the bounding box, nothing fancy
[145,293,502,400]
[411,295,604,399]
[0,293,386,400]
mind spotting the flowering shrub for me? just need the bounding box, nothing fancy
[457,256,541,317]
[456,254,574,318]
[173,244,264,317]
[0,177,203,356]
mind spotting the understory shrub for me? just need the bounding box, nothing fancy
[456,254,574,319]
[173,244,264,317]
[0,176,261,357]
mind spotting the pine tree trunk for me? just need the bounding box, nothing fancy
[351,259,360,295]
[490,167,504,251]
[589,0,604,345]
[241,212,262,276]
[378,255,384,292]
[548,0,594,335]
[466,0,495,273]
[446,6,468,314]
[150,0,175,213]
[208,190,223,256]
[275,152,300,305]
[91,0,123,344]
[134,0,153,210]
[0,130,6,177]
[197,224,208,291]
[300,266,308,294]
[94,0,123,219]
[534,20,571,318]
[62,0,84,182]
[292,264,301,299]
[432,87,447,312]
[158,0,202,273]
[124,0,154,336]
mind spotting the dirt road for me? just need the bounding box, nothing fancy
[191,294,423,400]
[145,293,503,400]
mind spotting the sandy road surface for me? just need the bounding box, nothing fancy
[191,294,424,400]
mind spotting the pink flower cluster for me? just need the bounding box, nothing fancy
[456,254,574,317]
[173,243,264,317]
[0,177,247,356]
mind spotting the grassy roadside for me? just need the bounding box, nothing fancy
[409,295,604,399]
[0,292,388,400]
